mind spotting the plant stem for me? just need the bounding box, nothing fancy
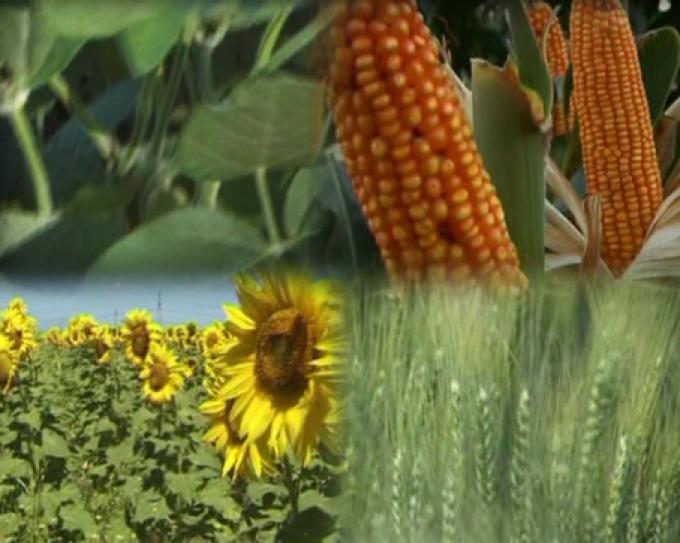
[49,74,117,163]
[196,181,221,209]
[197,45,213,103]
[282,456,300,516]
[10,107,52,216]
[255,167,281,245]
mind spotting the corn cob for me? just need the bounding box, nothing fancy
[326,0,527,288]
[570,0,663,275]
[527,1,571,136]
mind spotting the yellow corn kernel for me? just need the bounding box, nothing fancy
[570,0,663,276]
[527,0,571,137]
[326,0,527,288]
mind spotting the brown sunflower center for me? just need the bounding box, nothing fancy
[255,308,311,393]
[132,330,150,358]
[94,340,108,359]
[149,362,169,391]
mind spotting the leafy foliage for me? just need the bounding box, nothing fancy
[0,342,343,542]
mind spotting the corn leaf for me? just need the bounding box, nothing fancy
[472,60,546,280]
[505,0,553,123]
[638,27,680,126]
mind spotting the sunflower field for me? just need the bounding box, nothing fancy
[0,272,346,543]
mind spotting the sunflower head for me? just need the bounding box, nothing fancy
[7,297,28,315]
[91,326,114,364]
[0,334,19,393]
[1,309,38,361]
[213,271,345,466]
[140,343,185,404]
[200,396,274,480]
[122,309,162,366]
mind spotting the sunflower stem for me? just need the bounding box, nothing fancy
[255,167,282,246]
[282,456,300,516]
[10,106,52,216]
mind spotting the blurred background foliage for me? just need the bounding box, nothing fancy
[0,0,677,284]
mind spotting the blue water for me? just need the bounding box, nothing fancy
[0,276,238,329]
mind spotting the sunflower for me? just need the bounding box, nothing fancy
[201,389,274,479]
[90,326,114,364]
[200,322,232,361]
[7,297,28,315]
[206,272,345,467]
[43,327,63,346]
[139,343,186,404]
[65,314,99,347]
[183,321,200,349]
[0,334,19,393]
[1,309,38,361]
[121,309,162,366]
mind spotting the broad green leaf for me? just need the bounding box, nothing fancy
[638,27,680,126]
[0,213,125,281]
[28,37,84,88]
[43,79,140,205]
[176,74,324,181]
[0,4,84,92]
[0,513,20,538]
[284,165,328,237]
[0,456,32,479]
[37,0,169,38]
[87,208,268,277]
[277,506,336,542]
[17,408,42,430]
[198,479,241,519]
[506,0,553,123]
[42,483,80,520]
[42,429,71,458]
[165,472,198,502]
[116,9,185,76]
[107,514,137,542]
[473,60,547,279]
[133,491,171,522]
[0,210,57,258]
[189,448,223,473]
[60,503,99,538]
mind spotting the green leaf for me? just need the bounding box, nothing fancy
[42,483,80,520]
[506,0,553,122]
[258,3,342,75]
[284,166,328,237]
[116,9,185,76]
[223,0,306,31]
[176,74,324,182]
[472,60,547,280]
[0,456,32,480]
[277,506,336,542]
[0,210,57,258]
[198,479,241,519]
[165,472,198,502]
[17,408,42,430]
[638,27,680,126]
[0,513,20,538]
[133,491,171,522]
[87,207,268,277]
[60,503,99,537]
[106,514,137,542]
[42,78,140,205]
[37,0,169,38]
[0,4,84,91]
[189,447,223,474]
[0,213,125,281]
[106,440,134,465]
[42,429,71,458]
